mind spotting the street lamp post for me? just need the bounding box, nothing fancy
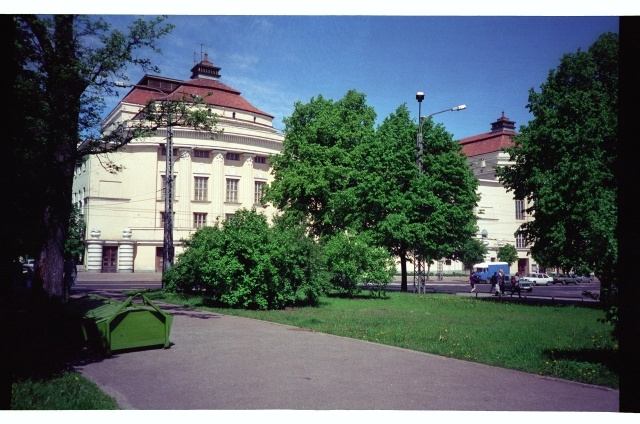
[413,91,466,293]
[115,82,174,276]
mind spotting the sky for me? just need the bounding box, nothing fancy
[14,3,627,141]
[102,14,619,140]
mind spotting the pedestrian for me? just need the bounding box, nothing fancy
[490,271,499,295]
[469,273,477,292]
[63,253,77,301]
[511,272,521,297]
[497,269,506,295]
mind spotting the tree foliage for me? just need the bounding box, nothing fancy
[163,209,329,309]
[64,205,86,261]
[454,237,489,274]
[322,232,396,297]
[496,32,618,316]
[266,96,479,292]
[265,90,377,237]
[6,15,218,301]
[497,244,519,267]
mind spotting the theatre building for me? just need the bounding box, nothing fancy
[73,56,283,272]
[459,112,535,275]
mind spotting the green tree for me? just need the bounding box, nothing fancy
[454,237,488,275]
[267,98,479,292]
[496,33,618,314]
[333,104,419,291]
[497,244,518,268]
[264,90,377,237]
[336,104,479,291]
[6,15,218,301]
[409,115,480,286]
[64,205,86,261]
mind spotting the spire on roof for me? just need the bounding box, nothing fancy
[190,53,222,81]
[490,111,516,133]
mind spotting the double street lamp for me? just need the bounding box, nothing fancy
[413,91,466,293]
[115,82,174,275]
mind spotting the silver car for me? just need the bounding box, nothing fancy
[521,273,553,286]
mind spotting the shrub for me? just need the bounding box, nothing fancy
[322,232,395,296]
[163,209,329,309]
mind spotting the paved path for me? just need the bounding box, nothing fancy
[73,272,619,411]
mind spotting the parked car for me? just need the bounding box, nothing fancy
[576,274,593,283]
[553,274,579,285]
[504,276,533,294]
[521,273,553,286]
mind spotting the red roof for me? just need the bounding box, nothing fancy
[458,112,517,157]
[121,62,274,119]
[458,131,516,157]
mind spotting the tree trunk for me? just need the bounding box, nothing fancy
[31,15,83,301]
[400,251,408,292]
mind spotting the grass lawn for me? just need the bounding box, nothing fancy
[10,371,118,410]
[146,290,618,389]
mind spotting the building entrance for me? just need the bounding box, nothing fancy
[102,246,118,273]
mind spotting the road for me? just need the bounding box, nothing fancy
[74,272,601,305]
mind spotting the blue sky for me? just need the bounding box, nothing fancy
[104,15,618,140]
[98,14,620,140]
[16,2,624,141]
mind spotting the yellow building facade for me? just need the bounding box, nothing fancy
[73,56,283,272]
[460,112,535,276]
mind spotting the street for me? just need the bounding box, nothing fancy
[74,272,601,304]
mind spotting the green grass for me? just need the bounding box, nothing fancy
[146,290,618,388]
[11,371,118,410]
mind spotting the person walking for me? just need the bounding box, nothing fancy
[490,272,499,295]
[469,273,477,292]
[497,269,506,295]
[510,272,521,298]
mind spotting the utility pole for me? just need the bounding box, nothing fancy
[114,81,174,277]
[163,101,174,276]
[413,91,466,293]
[414,92,427,293]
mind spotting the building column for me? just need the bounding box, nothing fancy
[118,228,134,273]
[241,153,255,209]
[175,149,193,228]
[212,151,226,221]
[86,228,103,273]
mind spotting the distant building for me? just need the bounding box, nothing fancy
[73,55,283,272]
[459,112,535,275]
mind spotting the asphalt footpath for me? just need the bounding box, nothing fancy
[72,272,619,411]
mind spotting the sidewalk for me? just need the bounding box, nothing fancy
[72,274,619,411]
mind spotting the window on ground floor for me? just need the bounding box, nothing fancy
[193,213,207,228]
